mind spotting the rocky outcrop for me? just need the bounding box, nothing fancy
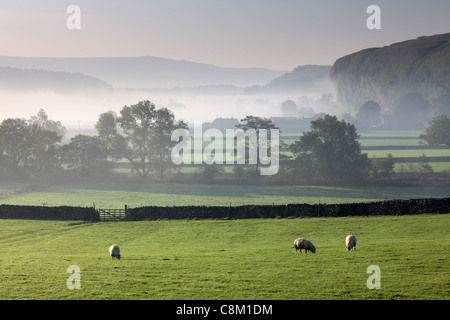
[330,33,450,113]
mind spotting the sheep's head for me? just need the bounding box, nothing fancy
[311,246,316,254]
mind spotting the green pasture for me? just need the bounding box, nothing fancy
[0,214,448,299]
[359,131,422,138]
[395,162,450,172]
[365,149,450,158]
[0,181,449,208]
[68,129,450,172]
[360,139,422,147]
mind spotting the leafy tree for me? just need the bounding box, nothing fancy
[419,114,450,148]
[60,134,108,177]
[30,109,66,137]
[286,152,316,180]
[369,153,395,179]
[290,114,369,180]
[96,101,187,179]
[112,100,157,178]
[150,107,188,180]
[27,110,64,177]
[95,111,118,144]
[0,118,31,175]
[417,153,434,174]
[0,110,64,178]
[95,111,125,160]
[26,123,61,177]
[235,115,279,176]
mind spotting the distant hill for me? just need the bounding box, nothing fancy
[0,56,286,89]
[330,33,450,114]
[0,66,112,92]
[245,65,333,94]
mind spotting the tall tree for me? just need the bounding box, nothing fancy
[150,107,188,180]
[26,123,61,176]
[96,101,187,179]
[0,110,64,178]
[235,116,279,176]
[116,100,156,178]
[30,109,66,137]
[27,109,64,177]
[60,134,107,177]
[419,114,450,148]
[0,118,31,175]
[369,153,395,179]
[290,114,369,180]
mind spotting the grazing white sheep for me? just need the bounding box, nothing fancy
[294,238,316,254]
[345,234,357,251]
[109,244,121,260]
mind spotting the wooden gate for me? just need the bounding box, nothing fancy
[98,205,128,221]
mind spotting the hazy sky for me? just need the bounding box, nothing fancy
[0,0,449,70]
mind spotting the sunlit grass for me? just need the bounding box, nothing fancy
[0,214,448,299]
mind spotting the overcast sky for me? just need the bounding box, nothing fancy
[0,0,449,70]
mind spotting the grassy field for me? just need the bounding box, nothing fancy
[0,180,449,208]
[1,130,448,301]
[307,130,449,172]
[365,149,450,158]
[0,214,448,300]
[189,130,450,171]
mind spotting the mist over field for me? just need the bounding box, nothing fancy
[0,59,336,127]
[0,87,333,128]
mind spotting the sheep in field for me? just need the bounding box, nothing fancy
[109,244,121,260]
[294,238,316,254]
[345,234,357,251]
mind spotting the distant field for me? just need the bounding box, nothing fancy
[359,131,423,138]
[360,139,422,147]
[395,162,450,172]
[0,181,449,209]
[365,149,450,158]
[0,214,448,299]
[282,131,450,171]
[67,129,450,171]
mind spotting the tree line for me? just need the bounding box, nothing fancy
[0,100,449,183]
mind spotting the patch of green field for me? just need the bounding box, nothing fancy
[0,181,449,208]
[360,139,422,147]
[360,131,422,138]
[366,149,450,158]
[0,214,448,300]
[395,162,450,172]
